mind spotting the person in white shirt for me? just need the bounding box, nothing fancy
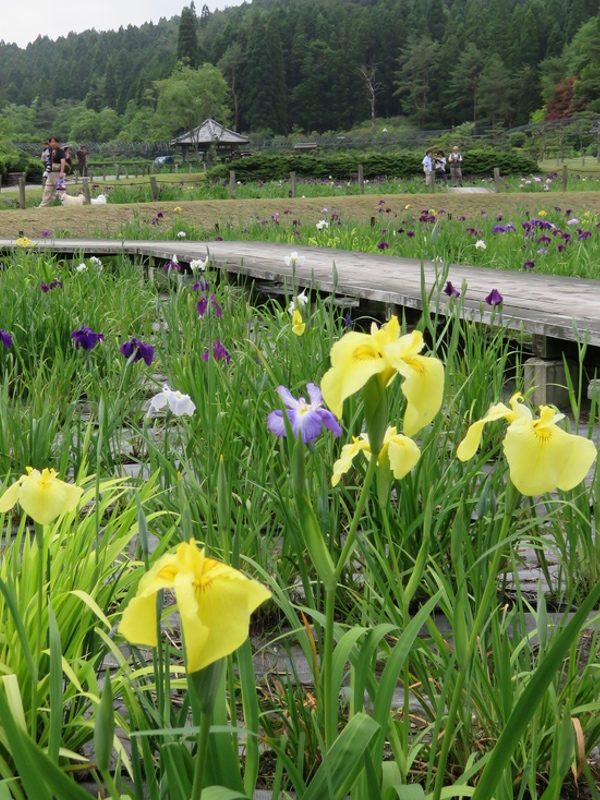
[422,148,433,187]
[448,146,463,187]
[434,150,447,186]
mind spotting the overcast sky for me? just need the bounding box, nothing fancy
[3,0,245,49]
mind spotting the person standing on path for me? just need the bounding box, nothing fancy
[39,136,66,207]
[448,146,463,187]
[422,148,434,188]
[76,145,88,178]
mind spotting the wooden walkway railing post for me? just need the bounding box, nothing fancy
[18,175,26,209]
[290,171,297,198]
[562,166,568,191]
[149,177,159,202]
[494,167,501,192]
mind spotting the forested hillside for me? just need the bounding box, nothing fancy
[0,0,598,143]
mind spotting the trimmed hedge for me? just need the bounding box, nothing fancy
[0,150,44,183]
[207,149,538,182]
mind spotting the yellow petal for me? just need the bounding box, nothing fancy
[18,469,83,525]
[321,332,387,418]
[395,353,445,436]
[503,409,597,495]
[118,592,159,647]
[186,559,271,673]
[384,431,421,479]
[456,401,515,462]
[331,438,370,486]
[0,479,23,514]
[291,310,305,336]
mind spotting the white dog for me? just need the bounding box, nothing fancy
[90,194,108,205]
[59,192,86,207]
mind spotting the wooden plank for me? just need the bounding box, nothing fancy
[0,238,598,346]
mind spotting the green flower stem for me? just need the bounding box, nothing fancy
[31,521,45,734]
[334,452,379,583]
[101,769,121,800]
[190,710,212,800]
[323,584,337,750]
[321,451,379,750]
[431,482,519,800]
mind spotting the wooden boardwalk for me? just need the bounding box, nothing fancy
[1,237,599,348]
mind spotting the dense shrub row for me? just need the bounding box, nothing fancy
[208,149,538,182]
[0,149,44,183]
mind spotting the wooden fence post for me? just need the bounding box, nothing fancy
[18,175,26,209]
[229,170,236,199]
[358,164,364,195]
[493,167,501,192]
[290,171,297,198]
[149,176,159,202]
[115,164,120,180]
[82,178,91,204]
[562,165,568,191]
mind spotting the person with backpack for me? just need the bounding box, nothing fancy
[448,146,464,187]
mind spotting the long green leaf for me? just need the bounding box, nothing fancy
[47,601,63,765]
[471,579,600,800]
[303,712,380,800]
[0,687,51,800]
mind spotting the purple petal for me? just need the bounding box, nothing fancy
[275,385,300,409]
[267,410,287,437]
[317,409,343,437]
[294,409,323,443]
[306,382,323,407]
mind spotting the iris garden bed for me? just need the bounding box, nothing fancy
[0,240,598,799]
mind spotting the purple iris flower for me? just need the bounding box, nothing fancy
[0,331,12,349]
[492,225,507,233]
[522,259,535,269]
[377,241,390,250]
[164,258,181,273]
[344,313,353,327]
[71,326,105,351]
[485,289,503,306]
[578,230,592,240]
[522,222,531,231]
[536,235,551,244]
[196,293,222,318]
[505,224,516,232]
[444,281,460,297]
[193,279,210,292]
[41,279,63,293]
[496,213,503,221]
[557,244,566,252]
[267,383,342,443]
[537,248,548,255]
[120,337,155,366]
[41,230,51,237]
[406,231,415,238]
[202,340,230,363]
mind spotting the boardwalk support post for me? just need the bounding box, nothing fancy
[18,175,26,210]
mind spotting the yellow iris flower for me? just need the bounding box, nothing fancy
[457,393,597,495]
[321,316,444,436]
[119,539,271,673]
[15,237,33,248]
[0,467,83,525]
[331,426,421,486]
[291,309,305,336]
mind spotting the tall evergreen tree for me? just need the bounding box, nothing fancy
[241,12,287,134]
[177,6,199,68]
